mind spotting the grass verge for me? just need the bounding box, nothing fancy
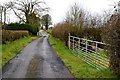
[48,34,117,78]
[1,36,39,67]
[37,32,42,37]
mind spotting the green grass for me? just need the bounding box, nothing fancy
[48,34,117,78]
[44,30,50,35]
[48,29,52,32]
[37,32,42,37]
[73,50,109,70]
[1,36,39,67]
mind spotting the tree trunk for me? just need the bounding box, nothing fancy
[0,6,3,27]
[4,8,6,25]
[25,13,29,23]
[118,1,120,26]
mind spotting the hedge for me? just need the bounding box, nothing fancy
[4,23,38,35]
[52,23,102,47]
[2,30,29,44]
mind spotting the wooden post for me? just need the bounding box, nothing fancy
[68,33,70,49]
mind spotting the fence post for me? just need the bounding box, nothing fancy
[73,37,74,51]
[85,39,87,62]
[68,33,70,49]
[95,42,97,67]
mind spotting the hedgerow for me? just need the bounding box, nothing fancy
[4,23,38,35]
[2,30,29,44]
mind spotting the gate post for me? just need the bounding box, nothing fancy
[73,37,74,51]
[68,33,70,49]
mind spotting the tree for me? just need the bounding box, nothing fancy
[0,2,12,28]
[0,6,3,26]
[9,0,49,23]
[28,13,40,30]
[41,14,52,30]
[101,2,120,77]
[65,3,86,37]
[66,3,85,29]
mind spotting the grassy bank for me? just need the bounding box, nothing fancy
[1,36,39,67]
[48,34,117,78]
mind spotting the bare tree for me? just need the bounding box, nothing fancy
[101,1,120,77]
[66,3,85,29]
[0,6,3,26]
[0,2,13,26]
[9,0,49,23]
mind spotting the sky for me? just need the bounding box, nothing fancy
[0,0,119,25]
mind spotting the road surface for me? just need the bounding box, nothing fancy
[2,30,74,78]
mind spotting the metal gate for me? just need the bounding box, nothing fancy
[68,34,109,70]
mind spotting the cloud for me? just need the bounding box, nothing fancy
[0,0,118,24]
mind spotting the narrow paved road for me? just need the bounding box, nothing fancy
[2,30,74,78]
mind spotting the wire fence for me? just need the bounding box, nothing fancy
[68,34,110,70]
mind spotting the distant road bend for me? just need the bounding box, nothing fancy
[2,30,74,78]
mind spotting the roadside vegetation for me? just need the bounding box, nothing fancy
[1,0,119,77]
[48,34,117,78]
[51,3,120,77]
[1,36,39,67]
[1,0,50,70]
[4,23,38,35]
[2,30,29,44]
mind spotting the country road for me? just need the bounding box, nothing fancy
[2,30,74,78]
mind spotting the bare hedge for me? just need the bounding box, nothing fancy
[101,14,120,77]
[2,30,29,44]
[52,22,102,46]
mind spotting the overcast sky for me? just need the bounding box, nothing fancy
[0,0,119,24]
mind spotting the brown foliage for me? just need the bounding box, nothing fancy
[83,27,102,41]
[46,30,51,34]
[52,23,69,46]
[101,14,120,77]
[2,30,29,44]
[52,22,102,47]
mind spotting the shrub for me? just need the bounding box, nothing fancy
[46,30,51,34]
[83,27,102,42]
[52,23,68,40]
[52,22,102,46]
[2,30,29,44]
[101,14,120,77]
[5,23,38,35]
[52,23,69,46]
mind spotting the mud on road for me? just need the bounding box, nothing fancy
[2,30,74,78]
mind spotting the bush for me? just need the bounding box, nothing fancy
[52,23,68,41]
[46,30,52,34]
[83,27,102,42]
[52,22,102,46]
[2,30,29,44]
[101,14,120,77]
[5,23,38,35]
